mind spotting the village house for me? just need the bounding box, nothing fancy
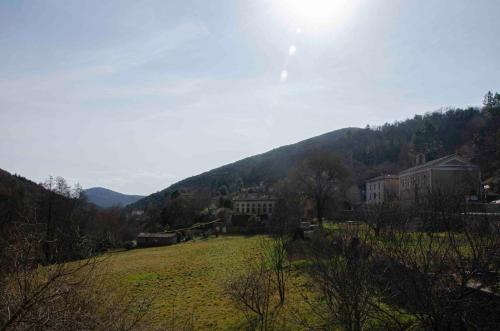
[365,174,399,204]
[399,154,481,203]
[136,232,178,248]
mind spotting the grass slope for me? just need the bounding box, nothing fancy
[98,233,418,330]
[102,236,273,330]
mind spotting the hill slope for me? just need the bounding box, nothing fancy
[0,168,48,219]
[129,106,497,210]
[83,187,144,208]
[129,127,365,209]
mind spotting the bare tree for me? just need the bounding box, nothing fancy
[0,190,155,331]
[304,226,409,331]
[358,201,401,237]
[225,237,290,330]
[291,150,349,226]
[271,179,303,237]
[377,191,500,330]
[0,223,154,331]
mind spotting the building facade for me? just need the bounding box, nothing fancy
[365,174,399,204]
[399,154,481,203]
[232,192,275,217]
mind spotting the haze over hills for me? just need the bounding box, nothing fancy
[2,104,497,213]
[129,105,498,210]
[128,127,362,210]
[83,187,144,208]
[0,169,144,210]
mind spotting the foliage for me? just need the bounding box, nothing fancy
[0,171,138,263]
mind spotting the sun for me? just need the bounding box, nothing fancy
[277,0,355,29]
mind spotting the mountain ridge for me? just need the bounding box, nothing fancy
[127,127,370,209]
[128,106,496,210]
[83,187,144,208]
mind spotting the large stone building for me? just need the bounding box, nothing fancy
[365,174,399,204]
[399,154,481,203]
[232,192,275,217]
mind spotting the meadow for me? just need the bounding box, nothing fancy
[79,225,494,330]
[99,236,309,330]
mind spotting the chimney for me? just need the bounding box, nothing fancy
[415,153,426,166]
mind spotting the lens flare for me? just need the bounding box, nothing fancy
[280,70,288,81]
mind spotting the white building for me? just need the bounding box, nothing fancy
[365,174,399,204]
[232,192,275,216]
[399,154,481,203]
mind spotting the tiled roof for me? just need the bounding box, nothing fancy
[137,232,176,238]
[232,192,275,201]
[399,154,477,175]
[366,174,399,183]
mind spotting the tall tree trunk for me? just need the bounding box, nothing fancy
[316,198,323,227]
[45,193,54,263]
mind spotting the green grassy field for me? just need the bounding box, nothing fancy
[100,236,299,330]
[95,232,422,330]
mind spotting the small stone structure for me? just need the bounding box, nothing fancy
[136,232,178,248]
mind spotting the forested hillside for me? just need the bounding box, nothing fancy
[0,169,141,263]
[130,92,500,210]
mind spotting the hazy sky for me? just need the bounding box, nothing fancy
[1,0,499,195]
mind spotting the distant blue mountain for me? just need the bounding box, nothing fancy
[83,187,144,208]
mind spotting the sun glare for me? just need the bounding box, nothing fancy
[278,0,355,29]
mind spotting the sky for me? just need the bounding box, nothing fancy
[1,0,500,195]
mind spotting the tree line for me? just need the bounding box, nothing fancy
[224,153,500,331]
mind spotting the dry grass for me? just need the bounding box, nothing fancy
[99,236,279,330]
